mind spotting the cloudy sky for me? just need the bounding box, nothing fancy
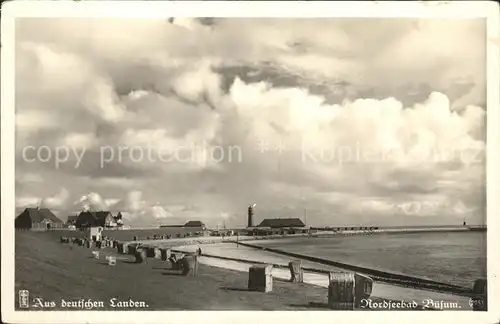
[14,18,486,227]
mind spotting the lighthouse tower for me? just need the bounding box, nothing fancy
[247,204,255,228]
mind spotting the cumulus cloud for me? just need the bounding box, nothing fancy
[16,196,41,209]
[75,192,109,212]
[151,205,173,219]
[14,18,486,226]
[39,188,70,210]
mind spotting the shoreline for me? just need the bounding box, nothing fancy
[34,229,484,295]
[227,242,474,295]
[169,241,474,297]
[162,243,474,310]
[127,225,485,247]
[120,229,484,296]
[16,231,482,311]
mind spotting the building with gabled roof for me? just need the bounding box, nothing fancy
[15,207,64,230]
[114,212,124,226]
[75,211,117,229]
[115,212,123,220]
[67,215,78,225]
[184,220,206,230]
[257,218,306,228]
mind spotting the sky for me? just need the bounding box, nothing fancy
[14,18,486,227]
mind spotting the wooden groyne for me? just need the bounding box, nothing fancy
[235,241,475,296]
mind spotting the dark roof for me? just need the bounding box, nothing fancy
[79,211,113,222]
[67,215,78,222]
[184,220,205,227]
[257,218,305,228]
[114,212,123,220]
[20,208,63,224]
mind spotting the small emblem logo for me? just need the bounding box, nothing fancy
[19,290,29,308]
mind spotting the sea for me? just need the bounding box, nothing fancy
[251,231,487,288]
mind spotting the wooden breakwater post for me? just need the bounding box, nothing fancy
[289,260,303,283]
[248,264,273,292]
[471,278,487,311]
[328,272,373,310]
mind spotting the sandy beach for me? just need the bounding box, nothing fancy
[15,232,332,310]
[172,242,474,310]
[14,231,476,311]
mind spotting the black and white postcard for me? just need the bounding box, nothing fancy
[1,1,499,324]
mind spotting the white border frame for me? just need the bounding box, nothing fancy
[1,1,499,324]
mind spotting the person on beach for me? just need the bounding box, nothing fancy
[197,247,202,256]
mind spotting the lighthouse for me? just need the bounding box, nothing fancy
[247,204,256,228]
